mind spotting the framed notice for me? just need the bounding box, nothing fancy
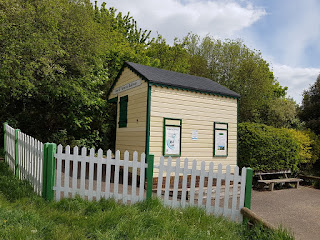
[163,118,182,156]
[214,122,228,157]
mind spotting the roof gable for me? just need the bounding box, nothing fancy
[108,61,241,99]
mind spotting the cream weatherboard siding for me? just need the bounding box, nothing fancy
[149,85,238,172]
[108,68,148,156]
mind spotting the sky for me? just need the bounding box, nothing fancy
[95,0,320,104]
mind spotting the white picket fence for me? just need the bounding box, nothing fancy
[54,145,147,204]
[154,156,247,222]
[4,124,44,195]
[17,131,44,195]
[4,124,15,171]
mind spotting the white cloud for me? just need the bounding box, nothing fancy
[99,0,266,41]
[273,64,320,104]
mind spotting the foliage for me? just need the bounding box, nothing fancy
[0,162,293,240]
[283,129,319,167]
[184,34,298,126]
[238,123,300,172]
[0,0,154,150]
[299,74,320,135]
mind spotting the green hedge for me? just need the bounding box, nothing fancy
[238,123,300,172]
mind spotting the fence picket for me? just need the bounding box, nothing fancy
[139,153,146,201]
[198,161,206,208]
[105,150,112,199]
[72,149,78,198]
[123,151,129,204]
[214,164,223,215]
[172,158,180,208]
[164,157,172,205]
[96,149,103,201]
[231,166,240,221]
[189,160,197,206]
[64,146,70,199]
[131,152,138,203]
[181,158,188,207]
[223,165,231,217]
[80,147,86,198]
[113,151,120,200]
[206,162,214,214]
[56,145,63,201]
[88,148,95,201]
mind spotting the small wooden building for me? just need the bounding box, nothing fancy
[107,62,240,170]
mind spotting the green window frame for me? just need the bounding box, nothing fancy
[163,118,182,157]
[119,95,128,128]
[214,122,228,157]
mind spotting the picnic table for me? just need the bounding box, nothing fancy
[255,170,303,191]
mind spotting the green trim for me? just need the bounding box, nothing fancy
[146,154,154,199]
[163,118,182,157]
[15,129,20,177]
[3,122,7,163]
[244,168,253,209]
[42,143,57,200]
[107,97,117,103]
[145,84,151,158]
[213,122,228,157]
[119,95,128,128]
[150,83,239,100]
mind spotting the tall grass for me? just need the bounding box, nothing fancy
[0,162,294,240]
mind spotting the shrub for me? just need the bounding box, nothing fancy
[238,123,300,172]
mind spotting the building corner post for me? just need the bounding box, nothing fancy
[42,143,56,200]
[244,168,253,209]
[146,154,154,200]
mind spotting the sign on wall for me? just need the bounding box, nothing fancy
[163,118,182,156]
[112,79,142,95]
[214,122,228,156]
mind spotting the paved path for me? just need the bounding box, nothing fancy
[251,186,320,240]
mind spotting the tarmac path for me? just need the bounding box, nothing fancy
[251,186,320,240]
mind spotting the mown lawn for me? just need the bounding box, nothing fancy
[0,162,293,240]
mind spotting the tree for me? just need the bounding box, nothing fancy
[184,34,296,125]
[299,74,320,135]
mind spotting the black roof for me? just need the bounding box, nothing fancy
[111,61,240,99]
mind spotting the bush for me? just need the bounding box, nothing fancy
[238,123,300,172]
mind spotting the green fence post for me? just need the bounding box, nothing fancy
[14,129,20,178]
[3,122,7,163]
[244,168,253,209]
[146,154,154,200]
[42,143,49,199]
[42,143,56,200]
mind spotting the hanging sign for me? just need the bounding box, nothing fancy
[165,126,181,155]
[112,79,142,95]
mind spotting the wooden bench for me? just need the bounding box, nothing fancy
[255,170,303,191]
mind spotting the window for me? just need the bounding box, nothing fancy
[163,118,182,157]
[119,95,128,128]
[214,122,228,157]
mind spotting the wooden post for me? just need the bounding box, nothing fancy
[244,168,253,209]
[146,154,154,200]
[3,122,7,163]
[14,129,20,178]
[42,143,56,200]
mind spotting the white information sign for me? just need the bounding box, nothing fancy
[112,79,142,95]
[165,126,180,155]
[192,130,198,140]
[215,129,227,156]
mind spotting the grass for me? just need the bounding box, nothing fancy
[0,162,294,240]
